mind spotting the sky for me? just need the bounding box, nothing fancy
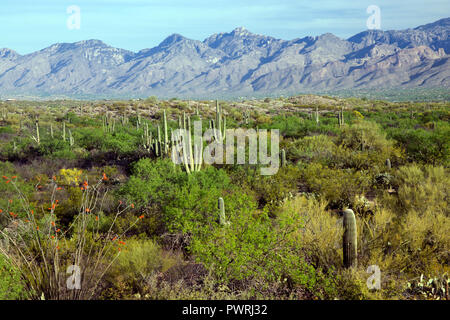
[1,0,449,54]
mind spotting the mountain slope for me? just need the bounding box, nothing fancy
[0,18,448,98]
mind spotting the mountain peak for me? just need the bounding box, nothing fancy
[74,39,108,47]
[231,26,251,36]
[0,48,20,59]
[415,17,450,30]
[159,34,189,47]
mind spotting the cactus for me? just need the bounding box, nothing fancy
[338,107,345,127]
[136,114,141,130]
[68,129,74,147]
[386,158,391,170]
[32,120,40,146]
[243,109,250,125]
[173,114,203,174]
[315,107,319,125]
[163,110,169,155]
[62,121,66,141]
[143,123,151,150]
[218,197,229,226]
[50,123,54,138]
[211,100,226,142]
[343,209,357,268]
[281,149,287,167]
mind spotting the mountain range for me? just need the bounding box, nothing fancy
[0,18,449,99]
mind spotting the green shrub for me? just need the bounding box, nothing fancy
[119,158,236,234]
[0,254,27,300]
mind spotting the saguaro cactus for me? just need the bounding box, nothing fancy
[315,107,319,125]
[386,158,391,170]
[62,121,66,141]
[173,114,203,174]
[343,209,357,268]
[69,129,74,147]
[218,197,229,226]
[32,120,40,146]
[281,149,287,167]
[163,110,169,155]
[338,107,345,127]
[213,100,226,142]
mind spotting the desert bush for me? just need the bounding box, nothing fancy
[191,194,338,299]
[390,164,448,215]
[302,163,372,209]
[391,125,449,165]
[289,135,335,166]
[0,253,27,299]
[119,158,236,234]
[280,196,342,270]
[102,238,182,298]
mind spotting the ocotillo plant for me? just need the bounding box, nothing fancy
[343,209,357,268]
[218,197,229,226]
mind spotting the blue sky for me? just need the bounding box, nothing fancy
[1,0,449,54]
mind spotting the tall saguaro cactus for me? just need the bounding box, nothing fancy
[338,107,345,127]
[62,121,66,141]
[281,149,287,167]
[343,209,357,268]
[163,109,169,155]
[173,113,203,174]
[32,120,40,146]
[315,107,320,125]
[386,158,391,170]
[68,129,74,147]
[213,100,226,142]
[218,197,229,226]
